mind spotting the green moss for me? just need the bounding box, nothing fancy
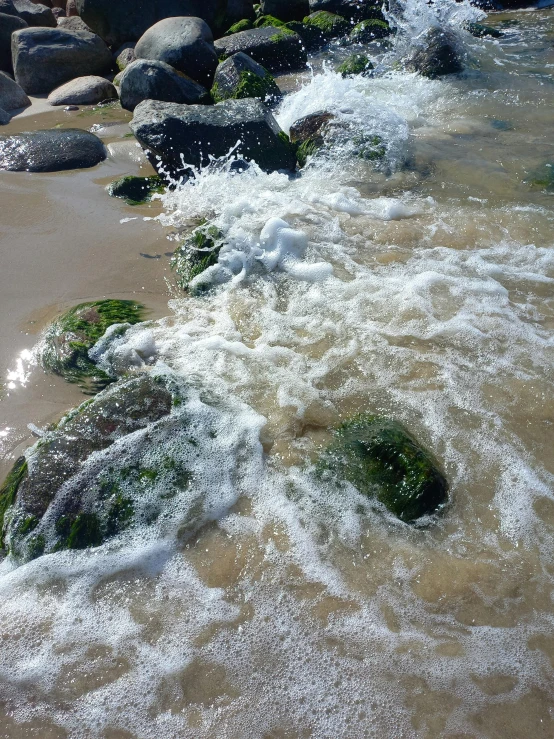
[318,415,448,522]
[105,494,134,537]
[353,133,386,160]
[212,68,280,103]
[56,513,103,550]
[254,14,286,28]
[337,53,374,77]
[107,175,165,206]
[17,514,38,537]
[41,299,145,391]
[465,22,502,39]
[171,223,223,291]
[296,137,320,167]
[27,534,45,561]
[0,457,27,549]
[270,27,295,42]
[303,10,348,36]
[350,18,391,42]
[225,18,253,34]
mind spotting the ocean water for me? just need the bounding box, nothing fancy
[1,3,554,737]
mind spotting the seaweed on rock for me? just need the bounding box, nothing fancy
[171,223,223,292]
[107,175,165,205]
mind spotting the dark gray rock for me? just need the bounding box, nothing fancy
[259,0,309,21]
[224,0,256,27]
[0,0,20,17]
[0,12,27,74]
[113,41,135,71]
[406,27,463,79]
[51,6,65,19]
[12,26,112,94]
[211,51,281,105]
[119,58,210,112]
[57,14,90,32]
[214,26,307,73]
[74,0,227,48]
[47,74,117,105]
[0,105,9,123]
[135,17,218,87]
[0,128,107,171]
[12,0,56,26]
[131,97,297,178]
[309,0,383,20]
[0,69,30,109]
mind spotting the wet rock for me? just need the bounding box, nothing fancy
[260,0,309,22]
[309,0,384,21]
[0,12,27,74]
[289,110,333,166]
[406,27,463,79]
[40,299,145,388]
[171,222,223,291]
[224,0,256,28]
[318,415,448,522]
[131,97,297,179]
[302,10,348,44]
[349,18,390,42]
[0,128,107,171]
[66,0,78,15]
[113,41,135,71]
[0,373,175,558]
[214,26,307,73]
[0,0,20,17]
[465,22,502,38]
[52,6,65,19]
[225,18,253,34]
[57,13,89,31]
[12,26,112,94]
[12,0,56,26]
[0,69,30,109]
[211,51,281,104]
[0,105,9,123]
[135,17,218,87]
[119,59,210,113]
[74,0,227,48]
[107,174,165,205]
[48,74,117,105]
[337,52,373,77]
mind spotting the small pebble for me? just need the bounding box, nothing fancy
[64,105,79,111]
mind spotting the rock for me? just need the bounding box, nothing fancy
[0,12,27,74]
[0,373,175,559]
[226,19,253,34]
[337,52,373,77]
[0,105,9,123]
[309,0,383,21]
[289,110,333,166]
[113,41,135,71]
[131,97,297,179]
[66,0,77,14]
[260,0,309,22]
[12,0,56,26]
[119,59,210,113]
[350,18,390,42]
[52,6,65,18]
[406,27,463,79]
[465,22,502,38]
[171,222,223,290]
[0,127,107,171]
[224,0,256,27]
[12,26,112,94]
[47,74,116,105]
[40,299,145,388]
[211,51,281,105]
[318,415,448,522]
[135,17,218,87]
[107,174,165,205]
[301,10,348,45]
[253,14,286,27]
[214,26,307,73]
[74,0,227,48]
[0,0,20,16]
[0,69,30,109]
[57,13,90,31]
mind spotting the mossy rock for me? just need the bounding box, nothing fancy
[528,163,554,192]
[319,415,448,522]
[211,52,281,105]
[289,110,334,166]
[171,223,223,291]
[0,457,27,550]
[40,299,145,391]
[352,133,386,160]
[302,10,348,38]
[296,138,320,167]
[350,18,391,43]
[226,18,254,34]
[254,14,286,27]
[337,53,374,77]
[107,175,165,205]
[269,26,296,42]
[465,22,502,39]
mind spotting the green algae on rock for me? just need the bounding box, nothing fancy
[352,132,386,161]
[226,18,254,34]
[319,415,448,522]
[350,18,391,43]
[254,14,286,27]
[107,175,166,205]
[465,22,502,39]
[171,223,223,291]
[40,299,145,391]
[0,456,27,549]
[337,53,374,77]
[211,52,281,105]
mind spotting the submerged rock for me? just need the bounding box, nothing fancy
[131,98,297,179]
[0,70,30,110]
[319,415,448,522]
[119,58,210,112]
[12,26,112,94]
[289,110,334,166]
[406,27,463,79]
[47,75,117,106]
[107,175,166,205]
[171,222,223,291]
[337,52,373,77]
[211,51,281,104]
[214,26,307,73]
[465,22,502,38]
[0,128,107,171]
[0,12,27,75]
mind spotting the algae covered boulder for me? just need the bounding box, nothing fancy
[40,299,145,391]
[302,10,348,41]
[289,110,334,166]
[350,18,391,43]
[171,222,223,291]
[107,175,166,205]
[214,26,307,73]
[406,27,463,79]
[211,52,281,104]
[337,53,373,77]
[319,415,448,522]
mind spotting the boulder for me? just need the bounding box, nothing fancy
[211,51,281,104]
[349,18,390,42]
[0,69,30,109]
[336,52,373,77]
[57,13,89,31]
[289,110,333,166]
[406,27,463,79]
[135,17,218,87]
[0,0,20,16]
[301,10,348,45]
[318,415,448,522]
[113,41,135,71]
[309,0,383,20]
[0,127,107,171]
[214,26,307,73]
[260,0,309,21]
[12,26,112,94]
[74,0,227,48]
[130,97,297,179]
[12,0,56,26]
[47,74,117,105]
[0,105,9,123]
[119,58,210,113]
[0,12,27,74]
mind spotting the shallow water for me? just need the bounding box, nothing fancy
[1,6,554,738]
